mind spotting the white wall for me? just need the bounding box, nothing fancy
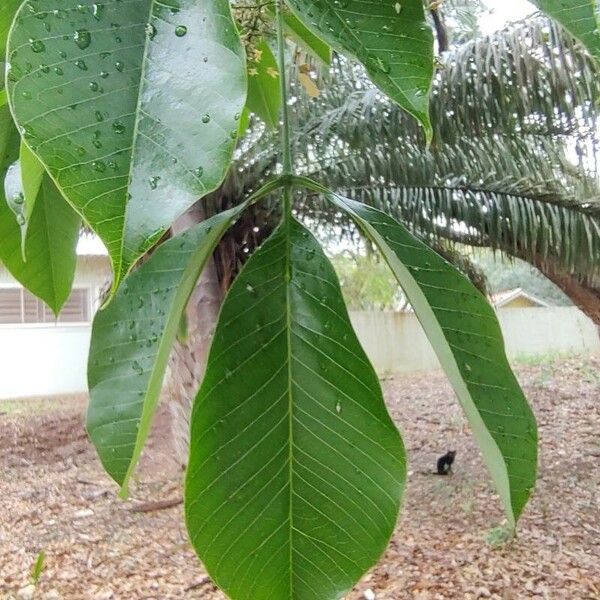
[0,324,91,398]
[350,307,600,374]
[0,255,109,399]
[0,306,598,399]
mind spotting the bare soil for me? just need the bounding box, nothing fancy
[1,357,599,600]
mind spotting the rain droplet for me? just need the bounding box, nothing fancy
[74,29,91,50]
[112,120,126,134]
[201,114,210,124]
[29,39,46,53]
[149,175,161,189]
[175,25,187,37]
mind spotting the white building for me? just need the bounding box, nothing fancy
[0,239,110,399]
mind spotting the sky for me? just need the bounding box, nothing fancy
[479,0,536,34]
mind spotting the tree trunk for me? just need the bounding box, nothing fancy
[167,204,224,468]
[533,259,600,326]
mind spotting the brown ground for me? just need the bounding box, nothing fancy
[0,357,599,600]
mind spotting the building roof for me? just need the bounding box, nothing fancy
[490,288,550,308]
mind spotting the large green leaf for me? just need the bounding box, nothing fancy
[185,217,405,600]
[6,0,247,287]
[247,39,281,130]
[0,143,81,313]
[532,0,600,62]
[284,0,433,139]
[319,189,537,527]
[87,178,286,495]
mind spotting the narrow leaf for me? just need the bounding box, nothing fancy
[7,0,247,286]
[323,191,537,527]
[247,39,281,130]
[20,141,45,225]
[284,0,433,139]
[185,218,405,600]
[532,0,600,62]
[87,206,246,496]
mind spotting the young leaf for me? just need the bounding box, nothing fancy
[531,0,600,63]
[185,218,405,600]
[284,0,433,139]
[247,39,281,130]
[87,206,247,496]
[322,190,537,528]
[6,0,247,287]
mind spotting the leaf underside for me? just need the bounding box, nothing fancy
[185,218,405,600]
[7,0,246,285]
[327,192,537,526]
[284,0,433,138]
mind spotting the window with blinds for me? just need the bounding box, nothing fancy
[0,288,90,324]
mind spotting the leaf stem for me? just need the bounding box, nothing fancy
[275,0,293,221]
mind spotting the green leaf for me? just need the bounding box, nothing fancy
[322,190,537,527]
[279,7,332,64]
[532,0,600,62]
[20,140,45,225]
[0,0,22,56]
[0,176,81,315]
[247,39,281,130]
[6,0,247,287]
[87,177,286,495]
[284,0,433,139]
[185,217,405,600]
[88,207,244,496]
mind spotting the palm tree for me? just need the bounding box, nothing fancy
[167,15,600,463]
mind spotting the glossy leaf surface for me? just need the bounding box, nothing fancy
[7,0,246,286]
[87,206,248,495]
[247,39,281,130]
[284,0,433,138]
[185,218,405,600]
[532,0,600,62]
[325,191,537,527]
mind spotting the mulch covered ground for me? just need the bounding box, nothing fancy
[0,357,599,599]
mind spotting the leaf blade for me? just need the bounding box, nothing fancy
[324,191,538,527]
[7,0,247,285]
[247,39,281,130]
[185,218,405,600]
[284,0,433,138]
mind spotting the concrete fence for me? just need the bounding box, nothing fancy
[349,307,600,373]
[0,307,598,399]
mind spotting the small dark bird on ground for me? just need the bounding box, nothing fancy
[437,450,456,475]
